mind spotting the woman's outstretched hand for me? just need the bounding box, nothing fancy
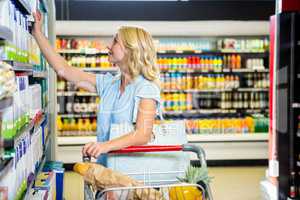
[32,11,43,36]
[82,142,110,158]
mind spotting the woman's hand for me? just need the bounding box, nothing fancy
[82,142,110,158]
[32,11,43,37]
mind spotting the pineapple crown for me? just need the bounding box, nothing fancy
[177,165,213,185]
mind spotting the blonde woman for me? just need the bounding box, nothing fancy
[33,12,161,166]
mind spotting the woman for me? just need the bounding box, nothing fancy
[32,12,161,166]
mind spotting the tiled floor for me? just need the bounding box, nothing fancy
[63,166,267,200]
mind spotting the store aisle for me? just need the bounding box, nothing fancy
[209,166,266,200]
[63,166,266,200]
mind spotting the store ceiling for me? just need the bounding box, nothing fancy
[55,0,275,21]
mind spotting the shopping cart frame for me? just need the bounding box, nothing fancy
[83,144,213,200]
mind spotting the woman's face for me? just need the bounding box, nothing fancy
[107,34,126,65]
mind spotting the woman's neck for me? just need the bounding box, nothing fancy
[120,73,133,87]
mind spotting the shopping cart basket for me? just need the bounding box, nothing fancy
[83,144,213,200]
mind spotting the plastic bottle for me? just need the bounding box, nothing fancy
[77,119,83,132]
[57,116,63,132]
[92,119,97,132]
[70,118,77,131]
[236,55,241,69]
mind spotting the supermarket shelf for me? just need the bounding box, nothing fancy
[164,108,268,116]
[15,0,31,14]
[4,61,33,71]
[231,68,269,73]
[81,67,118,73]
[56,134,268,146]
[57,91,97,96]
[162,89,232,93]
[160,68,269,73]
[56,135,268,162]
[164,109,236,115]
[4,113,45,149]
[33,71,48,78]
[0,158,13,179]
[57,136,96,146]
[157,50,268,55]
[187,133,268,142]
[162,88,269,93]
[24,154,47,198]
[220,49,267,53]
[0,97,13,111]
[57,131,96,137]
[0,25,13,41]
[57,49,108,55]
[237,88,269,92]
[58,114,97,118]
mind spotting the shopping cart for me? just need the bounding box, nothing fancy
[83,144,213,200]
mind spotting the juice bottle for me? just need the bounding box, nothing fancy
[202,56,207,71]
[78,119,85,132]
[209,56,214,71]
[69,118,76,131]
[231,54,236,69]
[236,55,241,69]
[213,57,218,72]
[186,93,193,110]
[218,56,223,71]
[220,75,225,89]
[183,57,188,71]
[92,118,97,132]
[85,118,91,132]
[57,116,63,132]
[195,56,200,70]
[227,55,232,69]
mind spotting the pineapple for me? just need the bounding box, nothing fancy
[169,165,212,200]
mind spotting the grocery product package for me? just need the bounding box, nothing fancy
[76,162,164,200]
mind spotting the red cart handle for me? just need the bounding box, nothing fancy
[109,145,183,154]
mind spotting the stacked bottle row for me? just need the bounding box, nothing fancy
[158,55,243,72]
[161,73,269,90]
[197,92,269,110]
[61,54,113,68]
[0,0,42,65]
[56,38,104,51]
[159,56,266,72]
[56,116,97,136]
[217,38,269,52]
[185,116,269,134]
[242,74,269,88]
[162,93,193,112]
[57,96,99,114]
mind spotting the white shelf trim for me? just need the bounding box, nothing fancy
[57,133,268,146]
[57,136,96,145]
[187,133,268,142]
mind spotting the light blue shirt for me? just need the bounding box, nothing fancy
[95,73,161,166]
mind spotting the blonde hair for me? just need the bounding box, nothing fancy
[117,26,160,87]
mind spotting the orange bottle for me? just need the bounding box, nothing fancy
[231,54,236,69]
[236,55,241,69]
